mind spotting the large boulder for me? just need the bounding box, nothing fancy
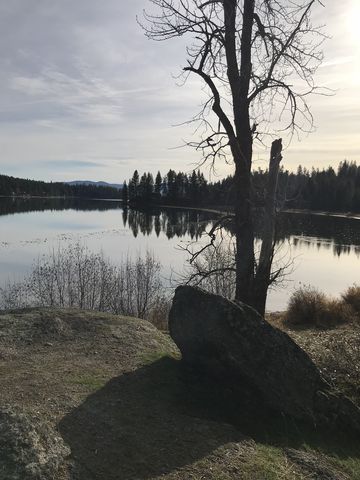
[169,286,360,429]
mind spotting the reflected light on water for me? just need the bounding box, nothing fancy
[0,198,359,312]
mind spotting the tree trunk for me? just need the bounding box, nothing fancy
[252,139,283,316]
[223,0,255,306]
[234,142,255,305]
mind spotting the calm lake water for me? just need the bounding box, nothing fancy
[0,197,359,311]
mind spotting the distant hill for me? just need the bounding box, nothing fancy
[66,180,123,190]
[0,174,121,199]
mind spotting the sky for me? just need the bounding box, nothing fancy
[0,0,359,183]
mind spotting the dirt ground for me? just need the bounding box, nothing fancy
[0,308,359,480]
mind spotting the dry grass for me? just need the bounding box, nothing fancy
[147,296,171,331]
[342,285,360,318]
[1,308,360,479]
[284,286,354,329]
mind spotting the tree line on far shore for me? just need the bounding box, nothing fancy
[124,160,360,213]
[0,174,120,199]
[1,160,359,214]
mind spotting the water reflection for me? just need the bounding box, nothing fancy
[120,207,360,257]
[0,198,359,257]
[0,197,121,217]
[124,207,214,240]
[274,213,360,258]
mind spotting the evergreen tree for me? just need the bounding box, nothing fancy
[145,172,154,198]
[155,171,162,196]
[139,172,147,198]
[122,181,128,204]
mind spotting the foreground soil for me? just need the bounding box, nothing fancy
[0,308,359,480]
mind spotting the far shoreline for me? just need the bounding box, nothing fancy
[0,195,122,201]
[139,203,360,221]
[282,208,360,221]
[1,196,360,220]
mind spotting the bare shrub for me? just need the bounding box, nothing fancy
[0,243,166,323]
[285,286,354,329]
[0,281,29,310]
[182,233,293,305]
[146,295,172,331]
[109,251,163,319]
[183,240,236,300]
[318,299,354,328]
[341,284,360,318]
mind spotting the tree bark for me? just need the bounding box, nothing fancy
[252,139,283,315]
[222,0,256,305]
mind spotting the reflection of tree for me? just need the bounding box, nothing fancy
[139,211,153,236]
[122,208,128,227]
[272,213,360,258]
[2,199,359,260]
[124,208,360,259]
[125,208,214,241]
[154,216,161,238]
[0,197,122,217]
[128,210,139,238]
[274,213,360,246]
[289,236,360,258]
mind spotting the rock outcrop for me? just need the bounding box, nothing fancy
[0,407,70,480]
[169,286,360,430]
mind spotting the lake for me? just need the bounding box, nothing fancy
[0,197,359,311]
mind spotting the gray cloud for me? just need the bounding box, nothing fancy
[39,160,103,169]
[0,0,358,182]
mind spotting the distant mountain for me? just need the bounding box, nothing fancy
[0,174,121,199]
[66,180,123,190]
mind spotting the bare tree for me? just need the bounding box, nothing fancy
[0,244,164,322]
[142,0,325,315]
[184,237,237,298]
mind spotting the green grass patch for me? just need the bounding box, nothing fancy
[138,349,180,366]
[68,373,107,391]
[243,445,304,480]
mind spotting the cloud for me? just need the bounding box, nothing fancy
[9,67,125,126]
[39,160,103,169]
[0,0,358,182]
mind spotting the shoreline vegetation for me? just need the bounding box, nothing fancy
[1,195,360,221]
[1,159,360,215]
[124,161,360,215]
[0,173,121,199]
[1,242,359,332]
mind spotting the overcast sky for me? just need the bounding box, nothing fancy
[0,0,359,182]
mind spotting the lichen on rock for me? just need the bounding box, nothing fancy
[0,406,70,480]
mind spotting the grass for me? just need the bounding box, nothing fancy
[138,347,180,366]
[284,285,358,328]
[68,372,108,391]
[61,354,360,480]
[342,285,360,317]
[239,445,305,480]
[2,307,360,479]
[176,360,360,479]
